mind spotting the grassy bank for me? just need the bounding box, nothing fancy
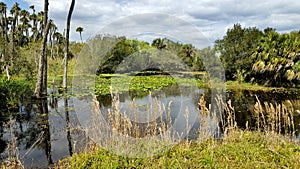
[55,130,300,169]
[53,91,299,169]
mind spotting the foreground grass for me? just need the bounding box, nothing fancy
[55,130,300,169]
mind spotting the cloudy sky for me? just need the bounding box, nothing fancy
[3,0,300,46]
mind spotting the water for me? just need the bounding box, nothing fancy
[0,86,299,168]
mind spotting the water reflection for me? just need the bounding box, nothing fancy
[0,87,299,167]
[0,89,86,168]
[37,99,53,165]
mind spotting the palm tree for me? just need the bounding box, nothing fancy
[252,29,300,86]
[29,5,38,42]
[0,2,10,80]
[76,26,83,43]
[37,11,44,39]
[151,38,167,49]
[9,2,21,62]
[19,9,31,45]
[0,2,9,42]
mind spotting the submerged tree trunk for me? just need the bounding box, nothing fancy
[63,0,75,90]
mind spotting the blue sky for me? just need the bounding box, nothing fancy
[2,0,300,44]
[3,0,28,10]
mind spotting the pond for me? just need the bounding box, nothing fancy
[0,85,300,168]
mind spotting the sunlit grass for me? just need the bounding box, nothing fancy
[55,130,300,169]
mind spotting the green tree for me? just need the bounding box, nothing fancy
[97,37,139,73]
[215,23,263,80]
[252,29,300,86]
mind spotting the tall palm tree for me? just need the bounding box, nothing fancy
[9,2,21,62]
[29,5,38,42]
[19,9,31,45]
[0,2,10,80]
[76,26,83,43]
[37,11,44,39]
[0,2,9,42]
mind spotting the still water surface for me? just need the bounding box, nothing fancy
[0,86,299,168]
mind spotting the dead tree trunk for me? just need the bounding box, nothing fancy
[63,0,76,90]
[34,0,50,98]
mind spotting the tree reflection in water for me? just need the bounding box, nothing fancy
[36,99,53,165]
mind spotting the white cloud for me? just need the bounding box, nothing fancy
[21,0,300,44]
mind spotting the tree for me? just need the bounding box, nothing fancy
[76,26,83,43]
[63,0,76,90]
[18,9,31,45]
[0,2,9,42]
[29,5,38,42]
[215,23,263,80]
[151,38,167,49]
[251,29,300,86]
[34,0,50,98]
[178,44,196,68]
[9,2,21,71]
[0,2,10,80]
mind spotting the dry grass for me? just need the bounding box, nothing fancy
[2,91,299,168]
[253,95,296,136]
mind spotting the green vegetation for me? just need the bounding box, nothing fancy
[215,24,300,87]
[94,74,205,95]
[0,77,32,111]
[1,1,300,169]
[55,130,300,169]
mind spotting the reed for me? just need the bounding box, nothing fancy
[54,93,300,168]
[253,95,296,137]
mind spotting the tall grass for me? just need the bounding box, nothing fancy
[85,92,297,157]
[253,95,296,136]
[53,92,300,168]
[2,90,299,168]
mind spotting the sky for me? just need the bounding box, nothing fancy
[2,0,300,46]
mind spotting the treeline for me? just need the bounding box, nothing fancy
[1,2,300,88]
[96,36,206,74]
[215,24,300,87]
[0,2,82,81]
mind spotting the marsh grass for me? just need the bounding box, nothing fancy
[253,95,296,136]
[88,91,178,158]
[53,92,300,168]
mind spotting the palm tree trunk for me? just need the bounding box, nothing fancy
[3,8,9,43]
[80,32,82,43]
[63,0,76,90]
